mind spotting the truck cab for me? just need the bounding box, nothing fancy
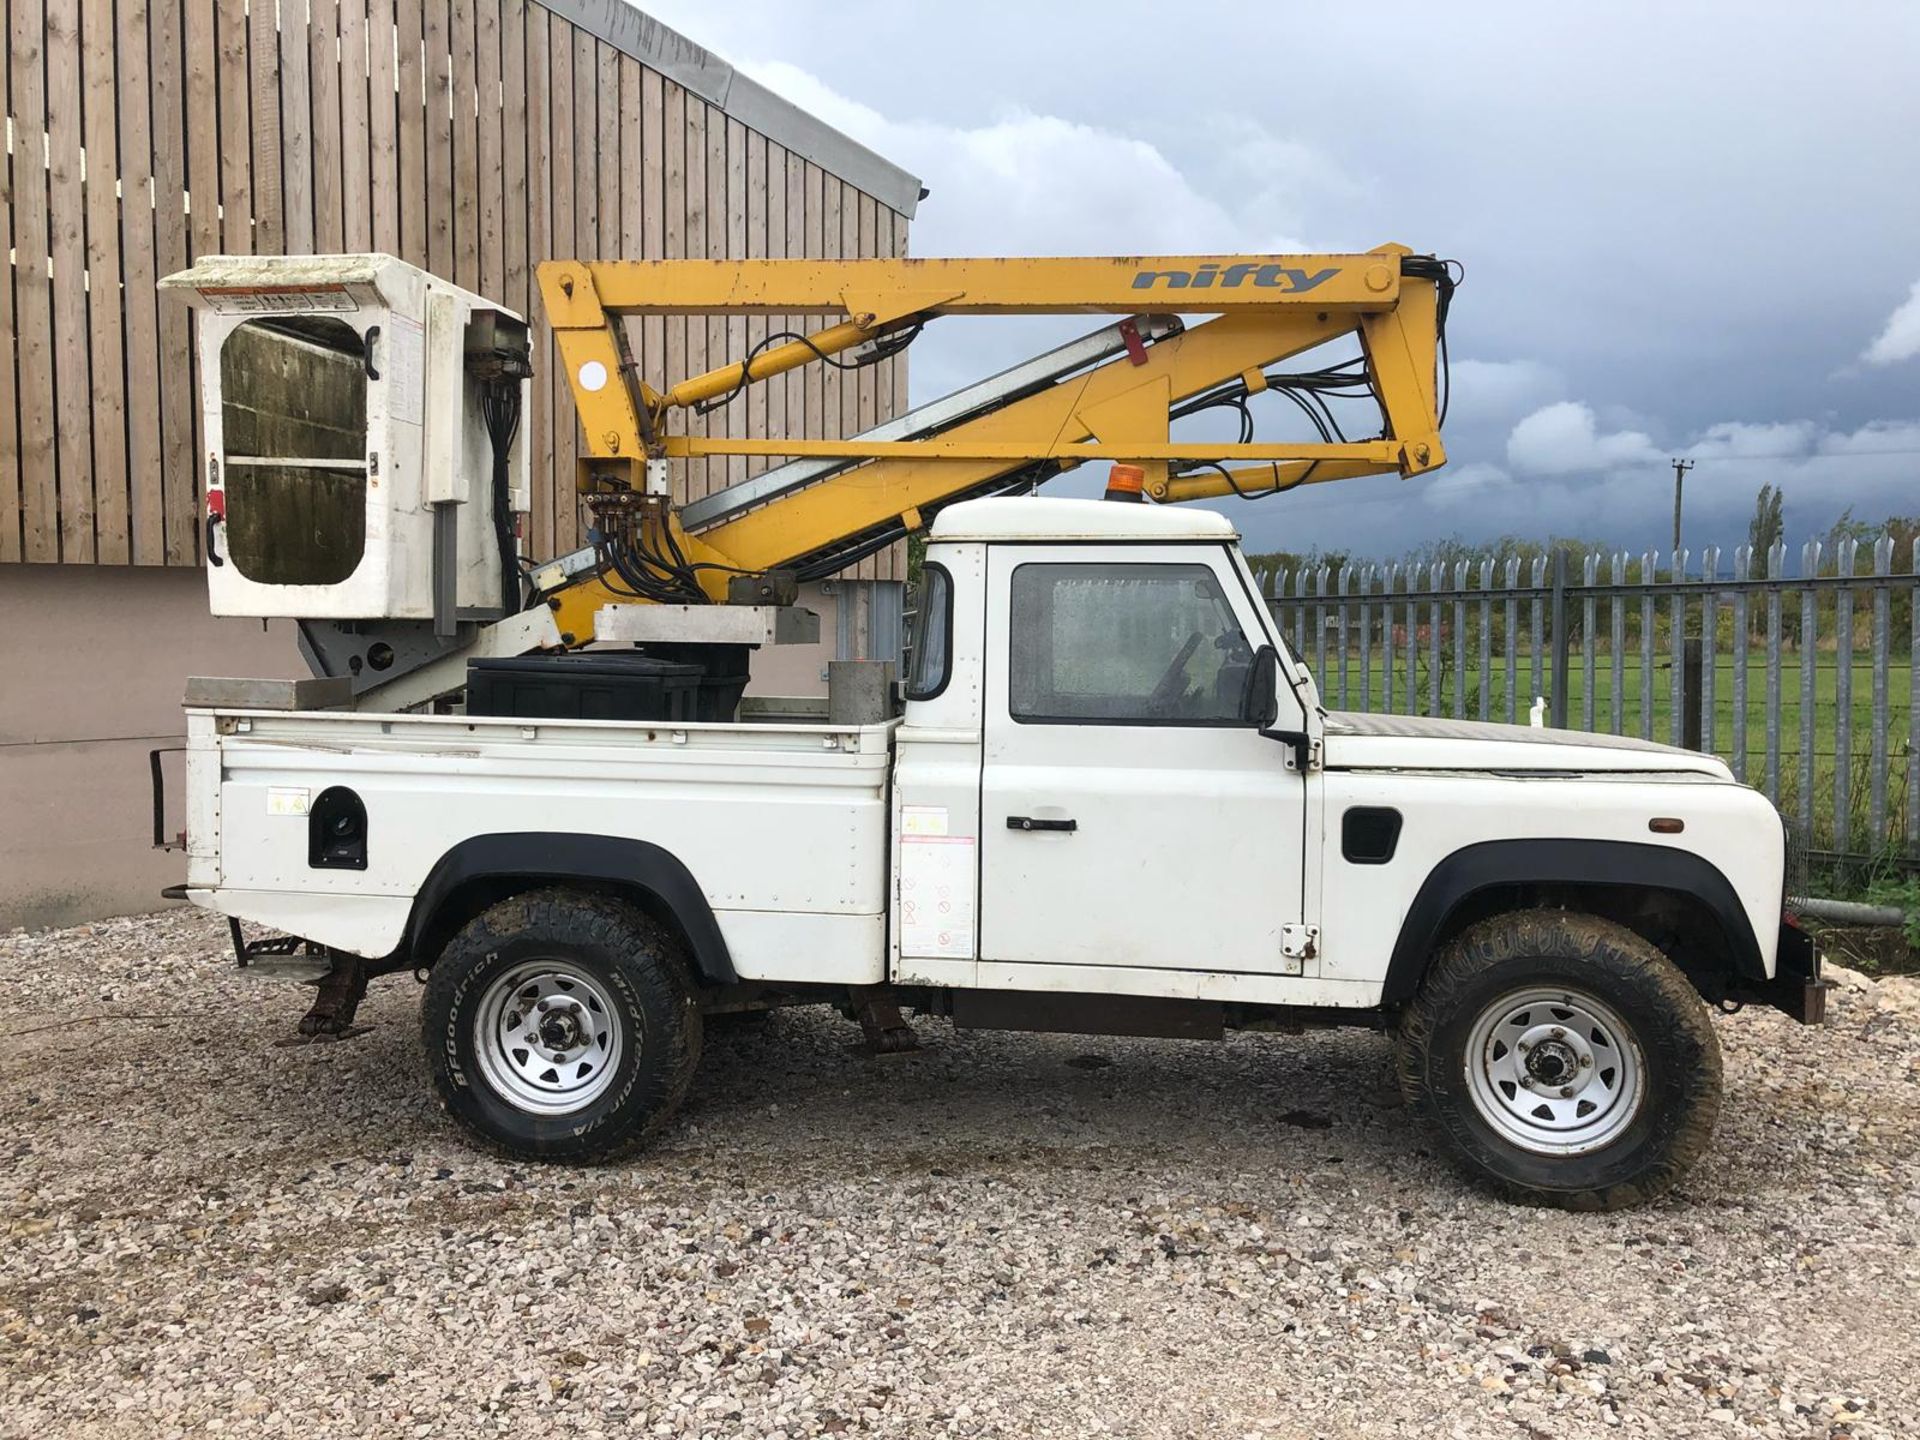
[892,497,1315,995]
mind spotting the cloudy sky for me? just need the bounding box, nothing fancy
[649,0,1920,561]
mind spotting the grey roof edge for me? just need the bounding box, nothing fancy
[535,0,923,217]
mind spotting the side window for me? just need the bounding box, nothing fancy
[1009,561,1254,725]
[906,563,954,701]
[219,317,369,586]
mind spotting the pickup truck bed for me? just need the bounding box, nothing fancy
[182,706,897,985]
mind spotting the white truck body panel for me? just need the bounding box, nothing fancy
[928,495,1238,543]
[178,498,1790,1013]
[1317,766,1783,994]
[1322,710,1736,777]
[186,708,895,982]
[975,540,1308,978]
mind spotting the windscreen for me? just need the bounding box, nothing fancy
[1008,561,1254,724]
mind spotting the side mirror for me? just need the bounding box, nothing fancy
[1244,643,1316,771]
[1242,644,1283,729]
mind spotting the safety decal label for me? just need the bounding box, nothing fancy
[387,314,425,426]
[199,284,362,315]
[899,804,948,837]
[266,787,310,816]
[899,835,974,959]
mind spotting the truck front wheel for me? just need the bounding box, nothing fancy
[421,889,701,1162]
[1395,909,1721,1210]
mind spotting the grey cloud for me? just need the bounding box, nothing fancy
[641,0,1920,557]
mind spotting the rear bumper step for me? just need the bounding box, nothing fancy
[227,916,319,969]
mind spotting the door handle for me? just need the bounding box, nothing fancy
[1006,815,1077,832]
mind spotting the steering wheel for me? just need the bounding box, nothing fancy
[1146,632,1204,713]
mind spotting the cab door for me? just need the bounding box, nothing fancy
[977,543,1309,978]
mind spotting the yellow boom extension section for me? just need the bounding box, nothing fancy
[534,245,1454,634]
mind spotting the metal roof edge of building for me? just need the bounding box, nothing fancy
[535,0,923,218]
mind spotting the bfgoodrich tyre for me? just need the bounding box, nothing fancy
[422,889,701,1162]
[1395,909,1721,1211]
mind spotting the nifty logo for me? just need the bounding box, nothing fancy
[1131,262,1339,293]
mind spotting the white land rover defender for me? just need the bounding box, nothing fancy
[166,497,1825,1211]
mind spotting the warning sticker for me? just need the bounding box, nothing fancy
[899,835,974,959]
[266,787,310,816]
[387,314,425,427]
[199,285,361,315]
[900,804,948,837]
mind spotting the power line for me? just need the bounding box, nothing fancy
[1250,452,1920,514]
[1677,446,1920,462]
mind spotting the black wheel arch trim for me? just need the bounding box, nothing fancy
[1380,838,1766,1006]
[404,832,738,986]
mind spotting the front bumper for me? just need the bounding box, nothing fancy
[1731,918,1829,1024]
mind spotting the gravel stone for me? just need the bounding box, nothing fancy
[3,910,1917,1438]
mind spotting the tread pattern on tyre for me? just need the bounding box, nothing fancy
[1396,908,1723,1211]
[422,888,702,1164]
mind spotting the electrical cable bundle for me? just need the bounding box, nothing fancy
[480,379,525,614]
[594,509,718,605]
[1397,253,1460,427]
[598,315,929,590]
[1167,254,1460,499]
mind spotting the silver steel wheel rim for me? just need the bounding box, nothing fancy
[472,960,625,1117]
[1463,985,1646,1155]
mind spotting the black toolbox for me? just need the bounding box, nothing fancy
[639,642,752,722]
[466,652,702,722]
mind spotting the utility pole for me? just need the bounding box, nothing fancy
[1670,457,1694,558]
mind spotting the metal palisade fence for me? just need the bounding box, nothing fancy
[1264,538,1920,876]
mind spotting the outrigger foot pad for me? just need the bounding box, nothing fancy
[850,989,919,1054]
[297,952,371,1037]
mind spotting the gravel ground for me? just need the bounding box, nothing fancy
[3,909,1917,1440]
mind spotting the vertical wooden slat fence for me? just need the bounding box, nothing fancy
[1266,540,1920,876]
[0,2,20,565]
[11,0,53,562]
[51,0,96,559]
[1,1,914,572]
[80,0,128,562]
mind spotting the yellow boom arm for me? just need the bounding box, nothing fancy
[534,245,1452,630]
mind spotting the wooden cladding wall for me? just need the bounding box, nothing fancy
[0,0,910,579]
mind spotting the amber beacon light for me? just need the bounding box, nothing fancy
[1104,463,1147,503]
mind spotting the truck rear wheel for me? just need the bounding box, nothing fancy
[422,889,701,1162]
[1395,909,1721,1211]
